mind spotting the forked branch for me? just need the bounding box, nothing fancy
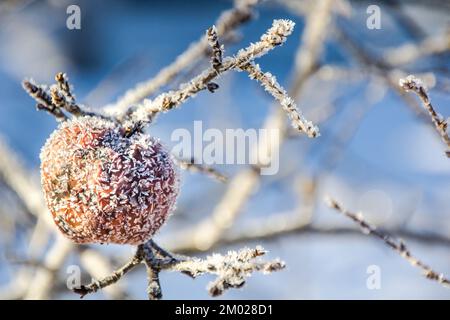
[128,19,319,138]
[73,240,284,299]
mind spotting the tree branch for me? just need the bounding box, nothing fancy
[127,19,318,138]
[325,196,450,288]
[74,240,284,300]
[164,0,333,253]
[399,74,450,157]
[23,74,109,121]
[240,62,319,137]
[106,0,260,116]
[22,80,68,121]
[74,245,145,298]
[207,25,223,71]
[177,157,228,183]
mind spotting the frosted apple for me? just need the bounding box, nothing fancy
[40,116,179,245]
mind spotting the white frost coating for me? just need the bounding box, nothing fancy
[40,116,179,245]
[241,62,320,137]
[129,19,298,126]
[235,19,295,62]
[399,74,427,95]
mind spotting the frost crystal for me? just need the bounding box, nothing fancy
[40,116,179,245]
[399,74,427,93]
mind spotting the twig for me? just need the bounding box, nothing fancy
[145,261,163,300]
[78,248,129,299]
[207,25,223,71]
[399,75,450,157]
[74,240,283,299]
[240,62,319,136]
[55,72,75,102]
[168,214,450,254]
[128,19,319,138]
[22,80,67,121]
[169,246,285,297]
[50,72,84,116]
[177,157,228,183]
[23,74,106,120]
[74,245,145,298]
[325,196,450,288]
[142,241,166,300]
[166,0,333,252]
[106,0,259,116]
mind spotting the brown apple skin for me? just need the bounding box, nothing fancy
[40,116,179,245]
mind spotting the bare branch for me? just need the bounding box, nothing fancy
[106,0,259,116]
[50,72,85,117]
[177,157,228,183]
[325,196,450,288]
[169,246,285,297]
[129,19,317,137]
[240,62,319,137]
[399,75,450,157]
[74,245,145,298]
[78,248,129,299]
[165,0,333,253]
[207,25,223,71]
[23,74,109,121]
[75,240,283,299]
[22,80,68,121]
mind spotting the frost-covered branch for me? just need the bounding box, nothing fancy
[325,196,450,288]
[240,62,319,137]
[399,75,450,157]
[74,240,283,299]
[50,72,84,117]
[171,246,284,297]
[22,80,67,121]
[207,25,223,71]
[23,74,106,121]
[74,245,145,298]
[177,157,228,183]
[106,0,260,116]
[127,19,319,138]
[165,0,333,253]
[23,20,319,139]
[125,20,319,137]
